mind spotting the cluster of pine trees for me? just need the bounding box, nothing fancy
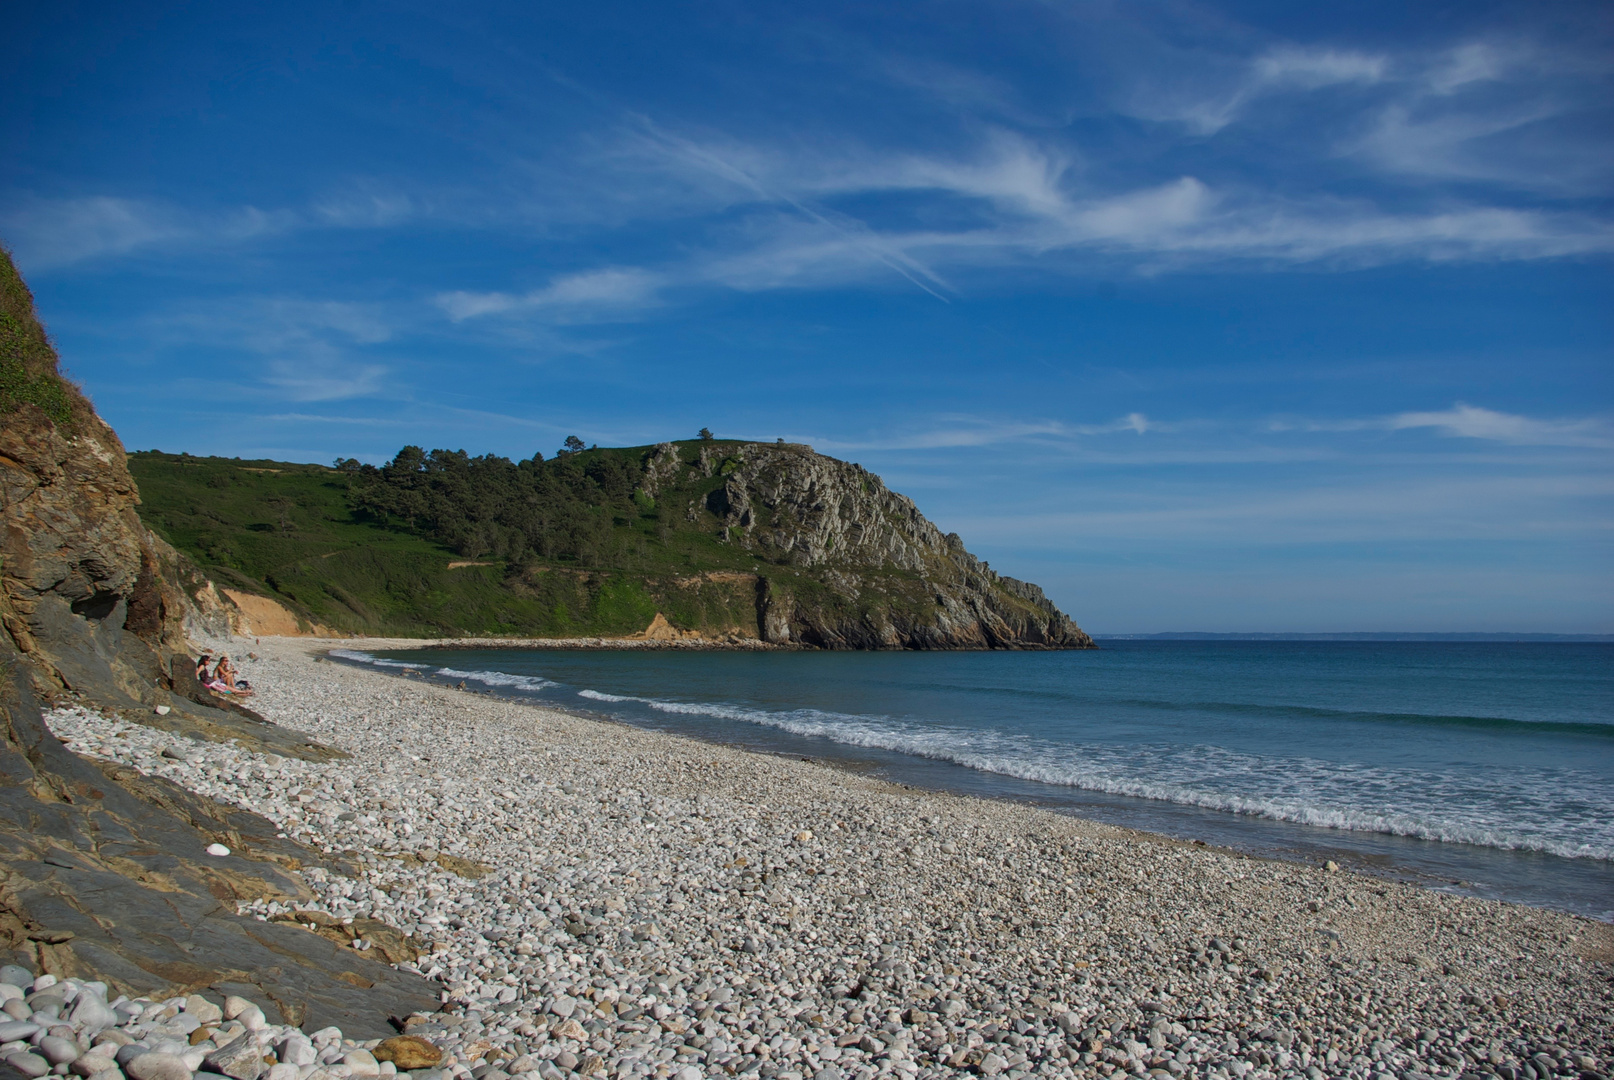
[340,444,649,566]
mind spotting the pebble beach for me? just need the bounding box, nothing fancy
[31,637,1614,1080]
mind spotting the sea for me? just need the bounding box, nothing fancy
[329,641,1614,921]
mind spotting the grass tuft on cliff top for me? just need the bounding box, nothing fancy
[0,246,91,428]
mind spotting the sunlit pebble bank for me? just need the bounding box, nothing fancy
[41,638,1614,1080]
[0,971,419,1080]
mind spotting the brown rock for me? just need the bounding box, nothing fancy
[0,248,436,1038]
[552,1019,588,1041]
[373,1037,442,1071]
[432,853,493,880]
[269,912,419,965]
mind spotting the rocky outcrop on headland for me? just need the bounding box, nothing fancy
[0,247,435,1033]
[650,441,1091,649]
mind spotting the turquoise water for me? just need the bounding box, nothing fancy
[335,642,1614,919]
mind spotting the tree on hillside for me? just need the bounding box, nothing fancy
[698,427,714,440]
[561,435,585,454]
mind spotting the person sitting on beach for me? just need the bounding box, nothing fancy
[194,654,212,683]
[209,655,253,696]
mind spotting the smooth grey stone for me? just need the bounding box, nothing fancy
[978,1053,1009,1077]
[70,994,119,1036]
[0,1021,41,1040]
[203,1033,265,1080]
[0,968,35,989]
[24,995,64,1018]
[125,1054,195,1080]
[273,1038,315,1068]
[71,1054,121,1078]
[39,1036,82,1064]
[6,1051,53,1078]
[116,1046,156,1067]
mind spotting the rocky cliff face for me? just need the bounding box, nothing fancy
[0,248,433,1031]
[648,442,1092,649]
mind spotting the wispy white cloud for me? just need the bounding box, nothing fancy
[0,195,295,269]
[876,55,1030,120]
[152,297,402,402]
[1164,46,1390,135]
[949,471,1614,546]
[803,412,1155,452]
[653,155,1612,295]
[311,192,418,228]
[521,115,1614,307]
[1273,403,1614,449]
[1337,41,1614,195]
[1252,47,1388,90]
[1388,404,1614,448]
[262,361,389,402]
[1424,41,1515,95]
[437,267,665,322]
[837,404,1613,468]
[1,188,418,270]
[263,413,413,425]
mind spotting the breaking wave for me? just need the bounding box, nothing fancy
[435,666,556,692]
[327,649,554,692]
[572,688,1614,862]
[336,648,1614,865]
[328,648,428,669]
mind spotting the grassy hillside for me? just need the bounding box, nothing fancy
[129,445,821,639]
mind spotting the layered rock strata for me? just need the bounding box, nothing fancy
[648,442,1091,649]
[0,249,434,1032]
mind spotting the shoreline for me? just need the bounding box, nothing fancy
[322,641,1613,922]
[50,635,1614,1080]
[302,635,1093,653]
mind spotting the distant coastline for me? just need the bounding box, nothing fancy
[1095,631,1614,642]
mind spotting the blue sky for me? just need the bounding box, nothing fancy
[4,0,1611,633]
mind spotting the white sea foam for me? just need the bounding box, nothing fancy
[348,652,1614,863]
[434,666,555,692]
[574,686,1614,862]
[327,649,554,690]
[328,648,429,669]
[577,689,634,703]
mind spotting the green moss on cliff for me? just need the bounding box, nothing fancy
[0,246,83,427]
